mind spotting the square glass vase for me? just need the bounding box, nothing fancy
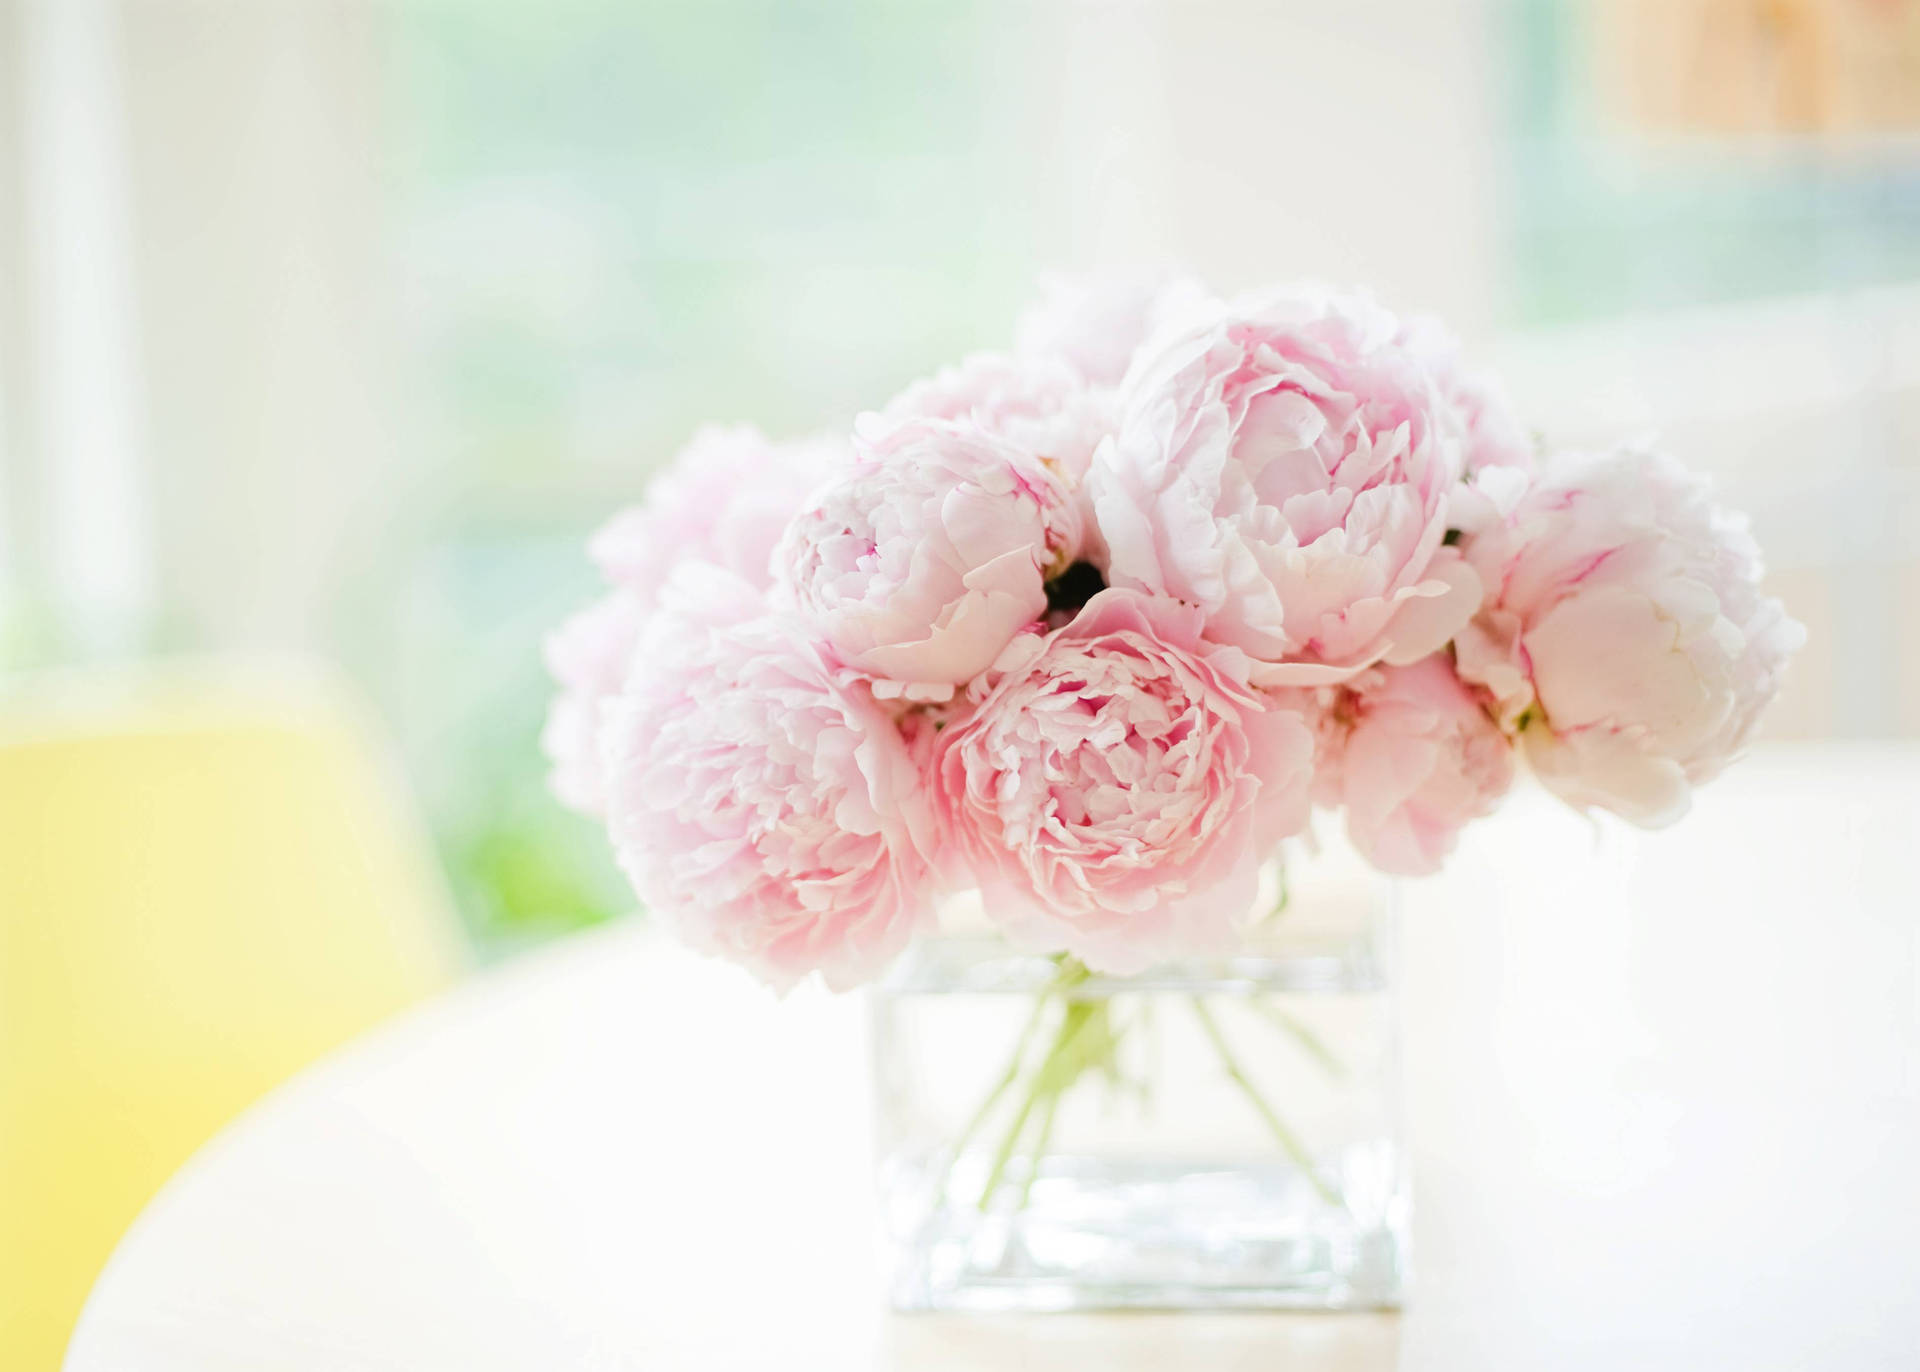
[870,880,1405,1313]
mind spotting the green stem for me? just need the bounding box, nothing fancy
[1248,997,1346,1080]
[978,993,1110,1210]
[931,991,1050,1202]
[930,957,1086,1204]
[1016,1087,1063,1210]
[1189,995,1344,1209]
[948,956,1344,1218]
[977,1061,1047,1212]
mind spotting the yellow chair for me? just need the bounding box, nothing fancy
[0,663,463,1369]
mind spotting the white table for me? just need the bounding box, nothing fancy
[67,747,1920,1371]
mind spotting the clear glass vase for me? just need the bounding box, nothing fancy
[870,861,1405,1313]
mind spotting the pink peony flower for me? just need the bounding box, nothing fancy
[1453,444,1804,826]
[1092,285,1480,687]
[540,590,648,815]
[1311,656,1515,876]
[875,351,1116,487]
[874,352,1116,570]
[1397,315,1535,477]
[601,566,941,992]
[542,424,843,816]
[1014,268,1217,388]
[773,417,1076,702]
[588,424,844,599]
[933,588,1315,974]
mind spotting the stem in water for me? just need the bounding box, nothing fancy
[1189,995,1344,1210]
[942,954,1348,1216]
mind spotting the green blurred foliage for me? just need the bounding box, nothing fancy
[374,2,1041,954]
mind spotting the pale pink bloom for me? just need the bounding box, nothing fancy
[875,351,1115,486]
[601,567,941,992]
[874,353,1117,570]
[1313,656,1515,876]
[588,424,845,598]
[1454,444,1804,826]
[542,424,842,816]
[1398,315,1535,476]
[774,417,1076,702]
[933,589,1315,974]
[1092,285,1480,688]
[540,590,648,815]
[1014,268,1217,387]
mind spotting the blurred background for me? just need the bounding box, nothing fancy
[8,0,1920,948]
[2,0,1918,1362]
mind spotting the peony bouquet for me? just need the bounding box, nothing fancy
[545,279,1801,1305]
[544,273,1803,993]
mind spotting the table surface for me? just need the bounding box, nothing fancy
[67,746,1920,1372]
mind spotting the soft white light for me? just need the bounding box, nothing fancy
[22,0,152,655]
